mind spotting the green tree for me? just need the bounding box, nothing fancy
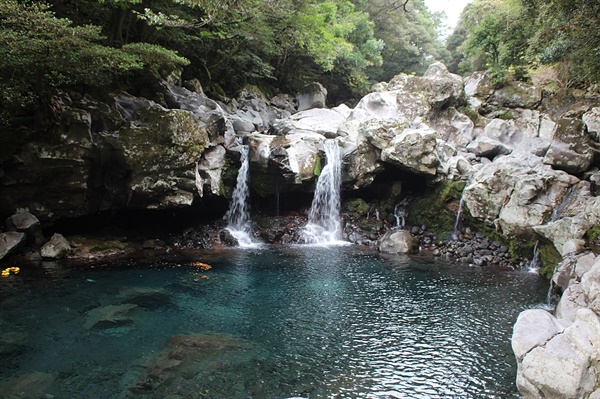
[356,0,449,83]
[0,0,188,123]
[448,0,532,84]
[523,0,600,86]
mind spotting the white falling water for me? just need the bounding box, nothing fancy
[303,140,347,245]
[452,189,466,240]
[527,241,541,273]
[394,197,411,229]
[225,145,260,248]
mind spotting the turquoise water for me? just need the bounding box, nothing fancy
[0,246,548,398]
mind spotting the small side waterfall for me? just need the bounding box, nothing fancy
[394,197,411,229]
[551,185,576,222]
[303,140,346,245]
[225,145,259,247]
[527,241,541,273]
[452,191,466,240]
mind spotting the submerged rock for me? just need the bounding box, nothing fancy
[117,287,173,310]
[84,303,138,330]
[128,333,254,397]
[0,371,55,399]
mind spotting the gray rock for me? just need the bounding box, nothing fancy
[378,230,418,254]
[583,107,600,140]
[270,107,348,138]
[556,283,588,323]
[463,154,579,236]
[5,212,44,246]
[379,127,440,176]
[0,232,26,260]
[296,82,327,111]
[512,309,566,361]
[517,309,600,399]
[197,145,227,197]
[575,252,596,279]
[535,186,600,256]
[40,233,71,259]
[84,303,138,330]
[466,136,511,159]
[491,81,542,109]
[543,118,595,174]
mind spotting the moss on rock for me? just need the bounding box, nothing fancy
[345,198,370,215]
[407,180,466,239]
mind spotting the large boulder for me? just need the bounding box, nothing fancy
[543,118,596,174]
[466,136,511,159]
[490,80,542,109]
[270,106,350,138]
[379,127,441,176]
[110,101,208,208]
[5,211,44,246]
[40,233,72,259]
[463,154,578,236]
[535,182,600,256]
[296,82,327,111]
[0,232,26,260]
[421,61,466,108]
[515,308,600,399]
[0,105,96,220]
[583,107,600,139]
[246,132,324,196]
[427,107,474,150]
[474,110,556,157]
[378,230,418,254]
[196,145,227,197]
[514,255,600,399]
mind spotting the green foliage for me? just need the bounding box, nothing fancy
[406,180,466,239]
[538,240,561,279]
[525,0,600,86]
[0,0,450,122]
[358,0,449,83]
[122,42,189,72]
[456,0,531,85]
[449,0,600,87]
[345,198,370,215]
[0,1,185,123]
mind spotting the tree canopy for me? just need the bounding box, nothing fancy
[0,0,451,123]
[447,0,600,88]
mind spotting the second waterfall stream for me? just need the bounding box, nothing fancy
[302,140,347,245]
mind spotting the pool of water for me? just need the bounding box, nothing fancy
[0,246,548,398]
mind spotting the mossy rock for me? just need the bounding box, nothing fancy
[498,110,515,120]
[358,218,384,232]
[345,198,370,215]
[313,153,322,176]
[406,180,466,239]
[585,224,600,252]
[538,240,562,279]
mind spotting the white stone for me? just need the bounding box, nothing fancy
[556,283,588,324]
[512,309,565,360]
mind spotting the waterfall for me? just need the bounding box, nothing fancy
[225,145,260,248]
[452,191,466,240]
[551,185,576,222]
[303,140,346,245]
[394,197,411,229]
[527,241,541,273]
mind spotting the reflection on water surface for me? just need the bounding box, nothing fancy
[0,247,547,398]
